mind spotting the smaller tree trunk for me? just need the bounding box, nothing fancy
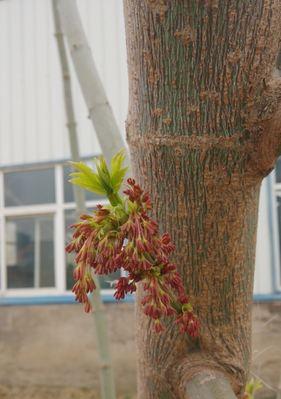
[56,0,128,165]
[185,371,237,399]
[52,2,116,399]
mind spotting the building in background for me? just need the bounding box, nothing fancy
[0,2,281,398]
[0,0,280,306]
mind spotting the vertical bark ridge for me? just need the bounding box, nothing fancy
[130,141,261,397]
[125,0,280,140]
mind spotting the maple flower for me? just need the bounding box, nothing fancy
[113,276,137,300]
[66,150,200,338]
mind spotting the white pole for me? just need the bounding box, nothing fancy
[34,218,41,288]
[52,2,117,399]
[56,0,129,166]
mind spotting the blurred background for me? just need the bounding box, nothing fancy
[0,1,280,398]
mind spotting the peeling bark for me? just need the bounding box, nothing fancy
[123,1,281,398]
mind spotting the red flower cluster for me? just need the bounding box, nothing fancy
[66,205,126,311]
[175,295,200,337]
[66,178,199,337]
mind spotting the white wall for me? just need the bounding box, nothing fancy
[0,0,128,167]
[0,0,276,295]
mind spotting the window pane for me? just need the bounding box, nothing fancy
[275,158,281,183]
[4,168,55,207]
[6,214,55,289]
[65,209,120,290]
[63,165,106,203]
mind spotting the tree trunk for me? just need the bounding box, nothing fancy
[52,2,116,398]
[123,1,281,398]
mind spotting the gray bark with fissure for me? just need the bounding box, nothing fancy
[56,0,128,166]
[52,2,116,399]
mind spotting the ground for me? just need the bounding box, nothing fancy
[0,385,136,399]
[0,302,280,398]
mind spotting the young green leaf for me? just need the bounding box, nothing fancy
[69,161,105,195]
[110,150,128,191]
[244,379,263,399]
[68,150,128,200]
[95,156,115,195]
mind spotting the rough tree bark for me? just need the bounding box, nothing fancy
[52,2,116,398]
[123,1,281,398]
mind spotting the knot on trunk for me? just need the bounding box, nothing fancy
[173,354,246,398]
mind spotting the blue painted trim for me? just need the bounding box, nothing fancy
[0,294,135,307]
[0,293,280,307]
[253,293,281,302]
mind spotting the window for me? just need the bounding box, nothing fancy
[4,168,55,206]
[6,214,55,288]
[275,159,281,184]
[0,159,120,299]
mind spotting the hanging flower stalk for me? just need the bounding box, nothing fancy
[66,150,199,337]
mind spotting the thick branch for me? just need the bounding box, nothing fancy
[52,0,85,212]
[184,371,237,399]
[247,77,281,175]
